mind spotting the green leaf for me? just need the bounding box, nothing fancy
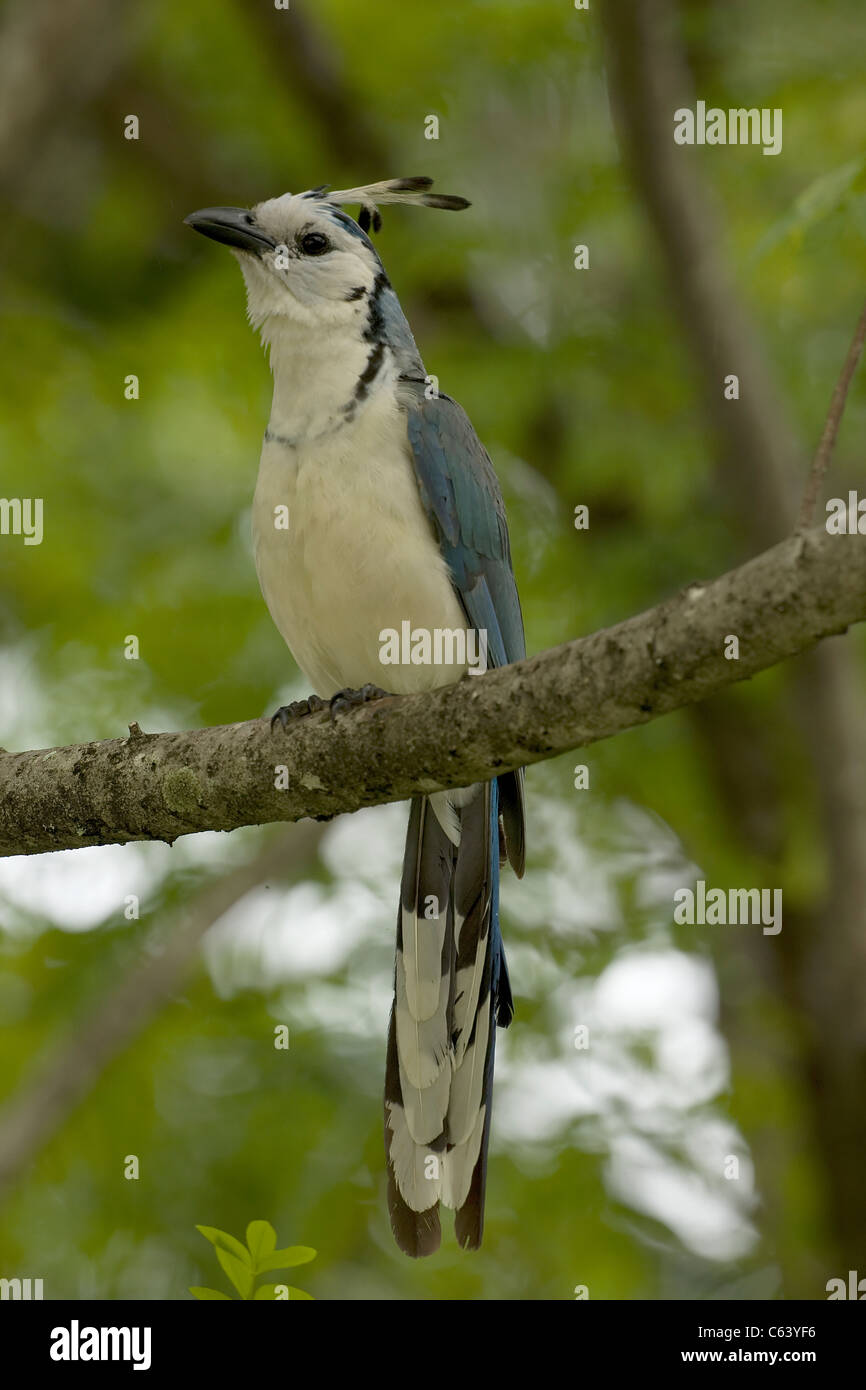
[752,157,866,263]
[253,1283,281,1299]
[189,1287,232,1301]
[196,1225,251,1266]
[286,1286,314,1300]
[246,1220,277,1268]
[216,1246,255,1300]
[258,1245,317,1272]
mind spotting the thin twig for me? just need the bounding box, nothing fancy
[798,298,866,529]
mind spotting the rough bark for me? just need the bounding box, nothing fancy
[0,525,863,859]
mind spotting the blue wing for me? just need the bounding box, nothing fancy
[404,389,525,669]
[404,386,526,874]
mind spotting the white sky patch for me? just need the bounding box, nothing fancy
[0,841,159,933]
[592,948,719,1030]
[502,790,621,939]
[496,953,725,1141]
[495,1054,596,1142]
[501,940,568,1001]
[0,826,263,935]
[605,1133,758,1263]
[320,801,406,883]
[0,640,52,748]
[617,804,703,915]
[278,975,393,1045]
[494,946,749,1261]
[204,878,384,997]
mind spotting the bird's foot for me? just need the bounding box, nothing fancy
[327,683,389,719]
[270,695,329,730]
[270,684,389,730]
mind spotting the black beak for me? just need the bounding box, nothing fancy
[184,206,277,254]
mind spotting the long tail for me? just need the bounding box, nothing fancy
[384,782,513,1256]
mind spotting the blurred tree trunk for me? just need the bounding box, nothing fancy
[602,0,866,1295]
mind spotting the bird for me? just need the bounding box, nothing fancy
[185,177,526,1256]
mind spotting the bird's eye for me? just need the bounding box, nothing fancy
[299,231,330,256]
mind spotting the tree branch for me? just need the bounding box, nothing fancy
[0,525,863,858]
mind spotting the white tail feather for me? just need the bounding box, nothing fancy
[440,1107,486,1209]
[398,1042,452,1146]
[394,953,450,1090]
[400,904,446,1021]
[386,1102,442,1212]
[446,1001,491,1146]
[451,916,490,1067]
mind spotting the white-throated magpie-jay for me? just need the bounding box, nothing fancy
[185,178,525,1256]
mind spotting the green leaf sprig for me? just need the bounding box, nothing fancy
[190,1220,316,1300]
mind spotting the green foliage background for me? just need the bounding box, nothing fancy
[0,0,864,1300]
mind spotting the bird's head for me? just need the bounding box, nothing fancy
[184,177,469,337]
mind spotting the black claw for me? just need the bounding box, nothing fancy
[327,683,389,719]
[270,695,328,730]
[270,685,389,730]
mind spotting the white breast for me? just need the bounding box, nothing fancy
[251,389,469,698]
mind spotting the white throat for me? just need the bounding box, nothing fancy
[262,317,387,444]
